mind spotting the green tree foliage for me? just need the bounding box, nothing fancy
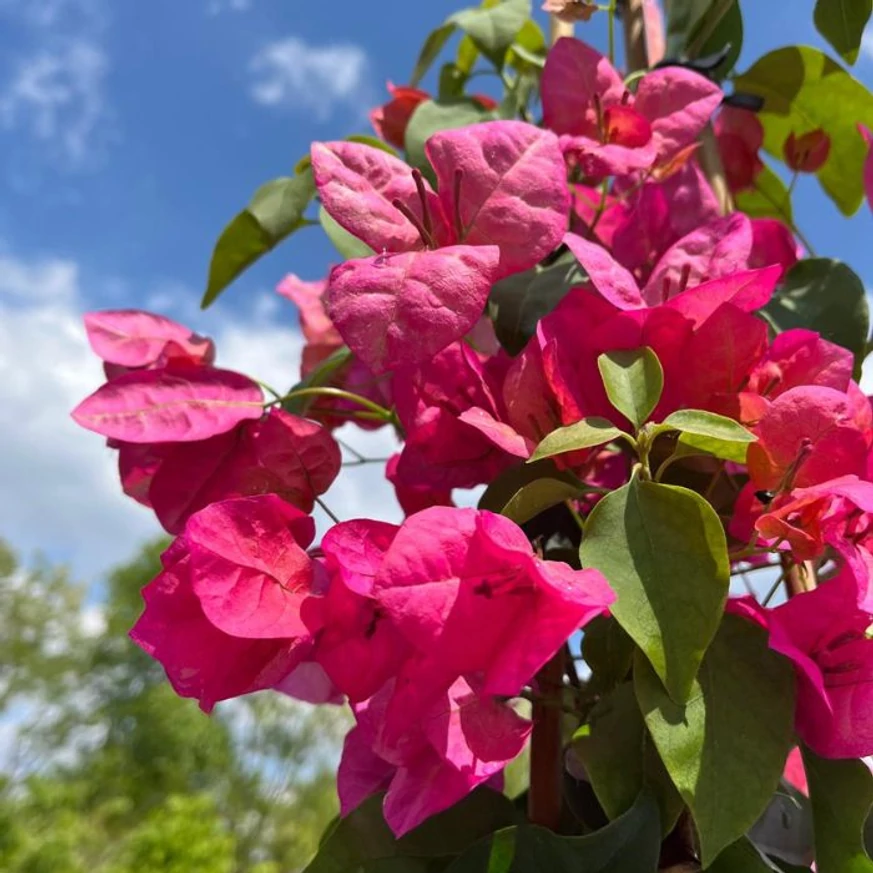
[0,538,347,872]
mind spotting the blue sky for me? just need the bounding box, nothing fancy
[2,0,873,582]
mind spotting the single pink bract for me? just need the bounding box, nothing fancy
[72,366,264,443]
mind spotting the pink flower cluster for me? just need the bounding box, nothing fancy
[72,33,873,839]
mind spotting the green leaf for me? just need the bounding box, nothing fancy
[456,34,480,74]
[488,257,583,355]
[597,348,664,431]
[500,476,583,525]
[443,791,661,872]
[635,615,796,868]
[404,98,496,169]
[708,838,783,871]
[478,459,582,523]
[734,46,873,215]
[448,0,531,69]
[763,258,870,373]
[281,347,353,417]
[693,1,743,80]
[580,477,728,703]
[507,18,546,71]
[665,0,711,58]
[662,409,756,464]
[203,170,316,309]
[801,748,873,873]
[572,683,684,835]
[438,63,469,100]
[814,0,872,65]
[319,205,375,260]
[581,616,636,695]
[411,22,457,87]
[530,417,625,463]
[735,164,794,224]
[304,788,518,873]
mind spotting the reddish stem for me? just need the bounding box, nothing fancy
[528,651,564,830]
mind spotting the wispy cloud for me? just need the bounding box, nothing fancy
[0,39,109,166]
[249,36,372,121]
[0,0,112,168]
[0,248,401,580]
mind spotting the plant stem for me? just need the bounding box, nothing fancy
[528,651,565,830]
[275,386,394,421]
[621,0,648,73]
[782,554,817,598]
[549,11,575,44]
[608,0,616,65]
[315,496,341,525]
[686,0,735,59]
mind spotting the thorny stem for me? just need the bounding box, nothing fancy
[761,566,790,607]
[586,178,611,240]
[620,0,649,73]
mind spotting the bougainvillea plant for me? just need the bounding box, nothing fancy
[72,0,873,869]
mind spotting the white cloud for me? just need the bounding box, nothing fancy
[0,39,109,166]
[0,250,401,582]
[249,37,372,121]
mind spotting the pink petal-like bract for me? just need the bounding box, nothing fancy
[321,519,399,596]
[564,231,645,309]
[633,67,722,165]
[148,409,341,534]
[311,140,442,253]
[184,494,318,639]
[643,213,753,305]
[426,121,571,276]
[326,247,500,373]
[666,266,781,326]
[541,37,626,136]
[130,529,317,713]
[84,309,215,369]
[373,507,614,738]
[748,386,870,490]
[72,367,264,443]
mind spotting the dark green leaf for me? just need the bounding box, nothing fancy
[665,0,711,58]
[478,459,582,523]
[203,170,316,308]
[304,788,518,873]
[581,616,635,695]
[448,0,530,69]
[501,476,583,525]
[488,258,583,355]
[530,417,625,463]
[692,1,743,80]
[572,683,684,835]
[438,63,469,100]
[801,748,873,873]
[709,838,784,871]
[662,409,756,464]
[404,98,495,169]
[814,0,872,65]
[763,258,870,373]
[411,23,457,87]
[635,615,796,868]
[735,164,794,224]
[443,791,661,872]
[319,205,374,260]
[597,348,663,431]
[734,46,873,215]
[581,477,728,703]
